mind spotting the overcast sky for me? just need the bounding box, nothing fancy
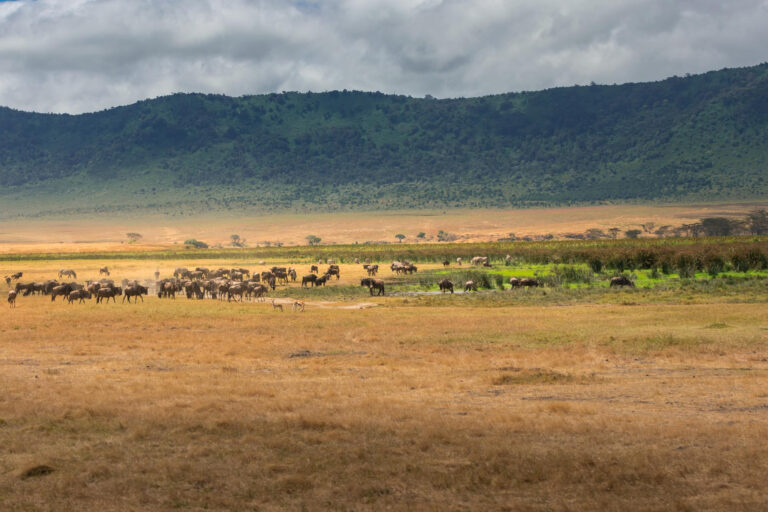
[0,0,766,113]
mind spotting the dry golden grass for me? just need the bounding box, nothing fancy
[2,200,767,250]
[2,280,768,510]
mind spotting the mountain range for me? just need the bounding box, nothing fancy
[1,62,767,218]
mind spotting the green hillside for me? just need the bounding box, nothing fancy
[1,63,767,217]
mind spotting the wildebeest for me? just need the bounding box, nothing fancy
[227,283,245,302]
[363,264,379,276]
[96,286,122,303]
[173,267,189,279]
[442,260,450,267]
[438,279,454,294]
[159,281,177,299]
[301,274,317,287]
[67,289,92,304]
[124,284,149,303]
[50,284,77,301]
[15,282,36,296]
[58,269,77,279]
[247,283,268,301]
[310,265,319,274]
[314,274,328,287]
[4,276,10,286]
[464,280,477,292]
[99,266,110,276]
[610,275,635,287]
[360,278,385,296]
[327,265,340,280]
[8,290,17,308]
[289,268,297,282]
[10,272,23,280]
[509,277,541,288]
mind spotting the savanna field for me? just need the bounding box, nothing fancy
[2,237,768,511]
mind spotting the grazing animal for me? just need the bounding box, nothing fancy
[58,269,77,279]
[327,265,340,280]
[364,264,379,276]
[248,283,268,301]
[123,284,148,303]
[50,284,75,302]
[442,260,450,267]
[10,272,23,280]
[67,289,92,304]
[456,258,462,266]
[161,281,177,299]
[289,268,297,282]
[610,275,635,288]
[292,300,305,312]
[99,266,110,276]
[438,279,454,294]
[509,278,540,288]
[464,280,477,292]
[227,284,245,302]
[310,265,319,274]
[4,276,10,286]
[360,278,385,296]
[8,290,17,308]
[96,286,122,303]
[314,275,328,287]
[301,274,317,287]
[271,299,283,312]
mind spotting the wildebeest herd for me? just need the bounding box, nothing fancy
[5,255,637,308]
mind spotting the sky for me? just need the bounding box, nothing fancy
[0,0,766,113]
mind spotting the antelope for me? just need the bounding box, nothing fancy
[271,299,283,312]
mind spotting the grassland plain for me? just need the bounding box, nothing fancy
[2,245,768,510]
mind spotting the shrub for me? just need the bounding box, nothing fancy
[588,257,603,273]
[676,254,697,278]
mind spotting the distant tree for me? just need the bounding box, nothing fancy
[653,225,673,238]
[747,209,768,235]
[699,217,738,237]
[184,238,208,249]
[436,230,457,242]
[641,222,656,233]
[230,234,245,247]
[306,235,321,245]
[624,229,642,239]
[585,228,607,240]
[126,232,142,243]
[416,232,426,239]
[395,233,406,243]
[608,228,621,239]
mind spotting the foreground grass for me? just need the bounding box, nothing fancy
[2,295,768,510]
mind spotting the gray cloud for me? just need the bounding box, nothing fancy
[0,0,766,113]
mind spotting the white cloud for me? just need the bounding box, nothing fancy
[0,0,765,113]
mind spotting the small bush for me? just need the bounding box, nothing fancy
[676,254,697,278]
[588,258,603,273]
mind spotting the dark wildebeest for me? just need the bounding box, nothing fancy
[227,283,245,302]
[8,290,17,308]
[360,278,385,296]
[610,276,635,288]
[247,283,268,301]
[301,274,317,287]
[58,269,77,279]
[10,272,23,280]
[96,286,122,303]
[67,289,92,304]
[195,267,210,278]
[173,268,189,279]
[442,260,450,267]
[99,266,110,276]
[327,265,340,280]
[4,276,10,286]
[124,284,149,303]
[310,265,319,274]
[51,285,74,302]
[15,282,36,296]
[464,280,477,292]
[289,268,297,282]
[438,279,454,294]
[509,277,540,288]
[183,281,203,299]
[161,281,177,299]
[363,264,379,276]
[314,274,328,287]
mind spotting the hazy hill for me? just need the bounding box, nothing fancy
[1,63,767,217]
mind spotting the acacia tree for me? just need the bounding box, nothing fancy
[395,234,405,243]
[230,234,245,247]
[126,232,142,243]
[306,235,321,245]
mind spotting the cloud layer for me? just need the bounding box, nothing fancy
[1,0,766,113]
